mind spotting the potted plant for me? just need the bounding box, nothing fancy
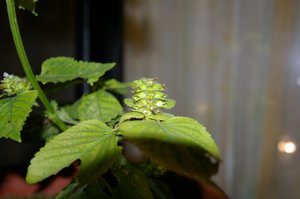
[0,0,226,198]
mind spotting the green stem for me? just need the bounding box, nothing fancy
[6,0,66,131]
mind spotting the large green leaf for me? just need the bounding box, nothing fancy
[0,90,37,142]
[26,120,122,184]
[118,117,221,180]
[37,57,115,85]
[78,90,123,123]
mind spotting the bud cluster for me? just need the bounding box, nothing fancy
[125,78,175,116]
[0,73,31,96]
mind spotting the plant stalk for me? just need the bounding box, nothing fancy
[6,0,66,131]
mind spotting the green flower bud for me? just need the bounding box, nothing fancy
[124,78,176,116]
[0,73,31,96]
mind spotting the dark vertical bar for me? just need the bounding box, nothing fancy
[76,0,123,84]
[76,0,91,94]
[82,0,91,62]
[89,0,124,80]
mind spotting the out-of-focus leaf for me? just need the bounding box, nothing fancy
[104,79,130,95]
[146,113,174,121]
[118,116,221,181]
[112,165,154,199]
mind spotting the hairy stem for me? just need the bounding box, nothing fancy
[6,0,66,131]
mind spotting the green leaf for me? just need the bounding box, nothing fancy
[57,108,79,125]
[56,181,86,199]
[89,178,118,199]
[0,90,37,142]
[104,79,130,95]
[165,99,176,109]
[62,98,82,120]
[78,90,123,123]
[124,98,134,108]
[119,111,145,123]
[112,165,154,199]
[16,0,38,15]
[146,113,174,121]
[55,181,101,199]
[118,117,221,180]
[56,180,112,199]
[26,120,122,184]
[40,121,60,142]
[37,57,115,85]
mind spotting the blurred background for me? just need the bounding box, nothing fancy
[1,0,300,198]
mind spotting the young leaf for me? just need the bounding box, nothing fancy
[118,117,221,181]
[26,120,122,184]
[16,0,38,15]
[40,121,60,141]
[119,112,145,123]
[165,99,176,109]
[104,79,130,95]
[124,98,134,108]
[0,90,37,142]
[78,90,123,123]
[36,57,115,85]
[57,108,79,125]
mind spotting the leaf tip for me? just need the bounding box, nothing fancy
[25,172,38,184]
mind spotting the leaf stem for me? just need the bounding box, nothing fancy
[6,0,66,131]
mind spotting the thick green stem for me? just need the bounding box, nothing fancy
[6,0,66,131]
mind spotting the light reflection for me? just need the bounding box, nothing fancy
[197,103,209,114]
[278,141,297,154]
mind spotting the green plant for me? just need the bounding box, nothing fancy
[1,0,222,198]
